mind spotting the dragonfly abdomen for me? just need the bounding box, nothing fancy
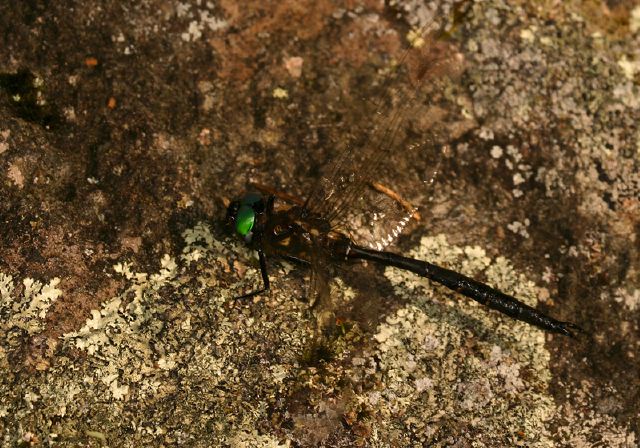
[347,244,582,337]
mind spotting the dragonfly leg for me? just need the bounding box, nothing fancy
[371,181,421,221]
[266,194,275,213]
[235,249,270,299]
[281,254,311,266]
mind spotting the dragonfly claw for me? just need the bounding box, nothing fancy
[234,287,270,300]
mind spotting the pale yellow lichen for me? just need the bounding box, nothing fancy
[0,274,62,335]
[272,87,289,99]
[630,5,640,33]
[407,29,425,48]
[0,272,14,306]
[375,234,555,444]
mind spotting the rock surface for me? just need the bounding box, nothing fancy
[1,1,638,446]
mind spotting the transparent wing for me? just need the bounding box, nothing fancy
[303,33,463,249]
[302,4,468,331]
[307,234,335,335]
[340,150,443,251]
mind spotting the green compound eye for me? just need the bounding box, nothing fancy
[235,205,255,237]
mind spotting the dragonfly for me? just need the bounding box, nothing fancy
[224,14,583,340]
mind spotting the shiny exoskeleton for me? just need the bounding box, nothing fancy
[226,192,582,337]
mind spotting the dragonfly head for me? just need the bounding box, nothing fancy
[225,192,266,244]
